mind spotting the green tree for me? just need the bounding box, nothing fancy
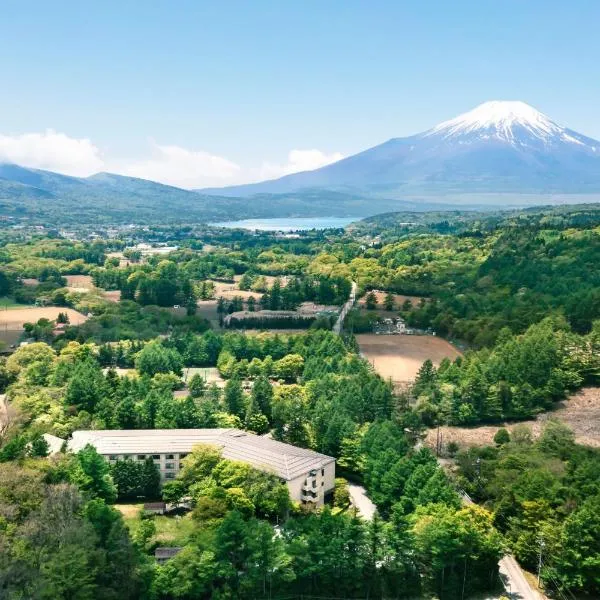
[251,376,273,421]
[70,445,117,503]
[142,457,161,499]
[188,373,206,398]
[365,291,378,310]
[224,377,245,418]
[494,427,511,446]
[65,358,107,413]
[135,341,183,377]
[334,477,351,508]
[273,353,304,382]
[384,292,395,311]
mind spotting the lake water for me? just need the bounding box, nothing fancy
[210,217,358,232]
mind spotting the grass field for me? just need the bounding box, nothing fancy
[357,333,462,383]
[0,307,88,329]
[115,503,199,546]
[196,300,220,328]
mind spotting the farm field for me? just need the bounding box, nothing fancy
[64,274,94,292]
[357,291,426,310]
[0,307,88,329]
[424,387,600,450]
[357,333,462,383]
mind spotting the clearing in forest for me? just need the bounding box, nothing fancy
[424,387,600,450]
[357,291,426,309]
[64,274,95,291]
[0,307,88,329]
[357,333,462,383]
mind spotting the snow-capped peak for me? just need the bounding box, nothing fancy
[427,100,566,143]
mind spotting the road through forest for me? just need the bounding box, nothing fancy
[333,281,357,334]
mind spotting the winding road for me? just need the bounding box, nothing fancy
[459,485,541,599]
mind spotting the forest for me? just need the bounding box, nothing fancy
[1,203,599,599]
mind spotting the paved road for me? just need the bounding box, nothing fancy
[333,281,357,334]
[499,555,541,600]
[347,482,377,520]
[458,485,540,599]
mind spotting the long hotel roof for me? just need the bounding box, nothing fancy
[69,428,335,481]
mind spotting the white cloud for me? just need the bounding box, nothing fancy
[118,142,241,188]
[0,128,343,189]
[0,129,104,177]
[258,149,344,180]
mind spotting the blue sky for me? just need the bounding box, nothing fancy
[1,0,599,187]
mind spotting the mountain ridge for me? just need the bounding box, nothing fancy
[2,101,600,224]
[202,101,600,198]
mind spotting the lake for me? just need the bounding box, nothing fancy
[210,217,358,232]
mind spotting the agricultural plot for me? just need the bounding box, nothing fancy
[64,274,95,292]
[357,291,426,310]
[357,333,462,384]
[0,307,88,329]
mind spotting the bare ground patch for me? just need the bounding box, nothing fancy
[423,387,600,450]
[0,307,88,329]
[212,276,289,302]
[64,274,95,293]
[102,290,121,303]
[357,333,462,383]
[357,291,426,310]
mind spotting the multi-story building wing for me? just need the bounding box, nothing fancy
[69,428,335,506]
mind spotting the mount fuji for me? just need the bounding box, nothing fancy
[206,101,600,200]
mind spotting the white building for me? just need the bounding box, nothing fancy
[69,428,335,506]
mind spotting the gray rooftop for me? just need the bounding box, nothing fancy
[69,428,335,481]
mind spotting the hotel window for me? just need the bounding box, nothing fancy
[152,455,160,460]
[109,455,117,461]
[165,473,175,479]
[321,468,325,476]
[166,454,174,459]
[165,463,174,470]
[179,453,188,459]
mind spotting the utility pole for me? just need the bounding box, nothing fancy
[537,536,545,588]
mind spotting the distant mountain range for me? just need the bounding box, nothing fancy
[205,101,600,198]
[2,101,600,225]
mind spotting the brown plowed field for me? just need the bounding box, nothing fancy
[357,333,462,383]
[0,307,88,329]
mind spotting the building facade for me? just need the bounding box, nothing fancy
[69,428,336,506]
